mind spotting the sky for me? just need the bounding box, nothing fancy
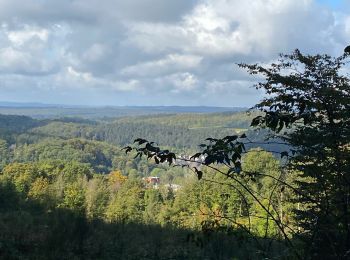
[0,0,349,107]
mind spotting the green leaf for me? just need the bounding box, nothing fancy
[190,153,202,160]
[134,138,148,145]
[122,146,132,154]
[194,167,203,180]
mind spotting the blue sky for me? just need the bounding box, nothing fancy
[317,0,343,9]
[0,0,349,107]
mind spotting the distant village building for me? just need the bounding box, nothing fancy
[143,176,160,187]
[164,183,181,192]
[143,177,182,191]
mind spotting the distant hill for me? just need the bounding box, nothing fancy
[0,114,42,132]
[0,103,247,119]
[0,110,289,157]
[0,101,61,108]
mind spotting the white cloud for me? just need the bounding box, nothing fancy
[7,26,49,46]
[0,47,29,67]
[166,72,199,93]
[59,66,140,92]
[82,43,108,63]
[111,79,140,91]
[0,23,70,75]
[121,54,202,77]
[127,0,340,58]
[0,0,349,106]
[0,47,57,75]
[344,16,350,35]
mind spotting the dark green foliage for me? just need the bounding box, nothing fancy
[0,160,290,259]
[0,114,41,133]
[240,49,350,258]
[0,114,43,143]
[0,111,288,155]
[0,139,9,170]
[94,120,239,149]
[13,139,119,173]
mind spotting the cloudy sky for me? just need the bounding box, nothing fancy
[0,0,349,107]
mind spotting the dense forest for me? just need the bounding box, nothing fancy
[0,49,349,259]
[0,110,292,259]
[0,150,289,259]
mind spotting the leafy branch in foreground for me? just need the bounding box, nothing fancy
[124,134,249,179]
[123,138,177,165]
[124,135,301,259]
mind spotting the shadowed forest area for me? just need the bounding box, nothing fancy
[1,180,287,260]
[0,150,291,259]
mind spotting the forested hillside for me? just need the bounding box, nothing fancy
[0,111,261,175]
[0,110,286,153]
[0,110,293,259]
[0,111,252,146]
